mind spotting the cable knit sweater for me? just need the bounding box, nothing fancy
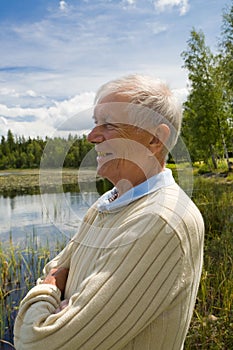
[14,178,204,350]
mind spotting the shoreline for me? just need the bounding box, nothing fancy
[0,167,232,196]
[0,168,100,196]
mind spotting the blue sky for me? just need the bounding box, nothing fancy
[0,0,231,138]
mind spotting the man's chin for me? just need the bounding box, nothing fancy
[96,166,113,183]
[96,165,107,178]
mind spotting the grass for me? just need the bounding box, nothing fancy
[0,174,233,349]
[184,176,233,349]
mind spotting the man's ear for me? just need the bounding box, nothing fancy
[149,124,170,152]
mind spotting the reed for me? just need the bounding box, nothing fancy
[0,233,67,349]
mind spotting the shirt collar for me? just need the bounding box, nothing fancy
[97,168,175,213]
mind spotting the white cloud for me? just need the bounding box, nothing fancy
[26,90,38,97]
[0,116,8,125]
[147,22,167,35]
[154,0,189,16]
[172,87,188,103]
[59,1,68,12]
[0,87,46,108]
[121,0,137,10]
[47,92,95,129]
[0,88,19,98]
[123,0,136,5]
[0,92,95,138]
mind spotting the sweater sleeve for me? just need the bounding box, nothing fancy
[14,214,187,350]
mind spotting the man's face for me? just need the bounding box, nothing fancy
[87,93,158,187]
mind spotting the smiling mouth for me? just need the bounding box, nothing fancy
[96,152,114,164]
[97,152,113,157]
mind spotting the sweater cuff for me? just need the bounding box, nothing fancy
[20,284,61,307]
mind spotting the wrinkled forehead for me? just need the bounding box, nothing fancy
[93,100,130,124]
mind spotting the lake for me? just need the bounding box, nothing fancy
[0,191,100,246]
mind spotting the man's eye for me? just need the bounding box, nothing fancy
[104,123,115,130]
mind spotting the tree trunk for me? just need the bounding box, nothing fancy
[217,116,232,171]
[210,144,217,169]
[221,131,232,171]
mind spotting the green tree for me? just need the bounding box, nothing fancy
[7,129,15,153]
[219,2,233,91]
[217,1,233,169]
[181,29,228,168]
[0,130,94,170]
[1,135,10,156]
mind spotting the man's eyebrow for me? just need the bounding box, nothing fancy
[92,114,110,124]
[92,115,97,123]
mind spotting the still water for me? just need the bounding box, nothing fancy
[0,191,100,246]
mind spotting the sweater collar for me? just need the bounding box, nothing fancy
[97,168,175,213]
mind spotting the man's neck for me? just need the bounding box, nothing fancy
[115,165,165,197]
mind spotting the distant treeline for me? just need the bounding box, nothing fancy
[0,130,95,170]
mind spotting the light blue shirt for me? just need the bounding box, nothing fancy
[97,168,175,212]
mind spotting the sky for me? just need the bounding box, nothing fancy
[0,0,231,138]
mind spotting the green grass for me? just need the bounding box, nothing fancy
[0,176,233,349]
[184,177,233,349]
[192,158,233,176]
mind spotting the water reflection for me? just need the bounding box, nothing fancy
[0,191,99,245]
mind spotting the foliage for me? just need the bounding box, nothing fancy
[181,2,233,169]
[0,131,94,170]
[217,1,233,169]
[219,2,233,92]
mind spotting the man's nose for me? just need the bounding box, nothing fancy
[87,126,105,143]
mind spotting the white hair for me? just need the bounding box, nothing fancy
[95,74,183,151]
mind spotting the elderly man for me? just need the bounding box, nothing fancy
[14,75,204,350]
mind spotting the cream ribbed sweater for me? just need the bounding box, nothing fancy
[14,183,204,350]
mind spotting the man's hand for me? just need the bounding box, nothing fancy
[43,267,69,296]
[54,299,69,314]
